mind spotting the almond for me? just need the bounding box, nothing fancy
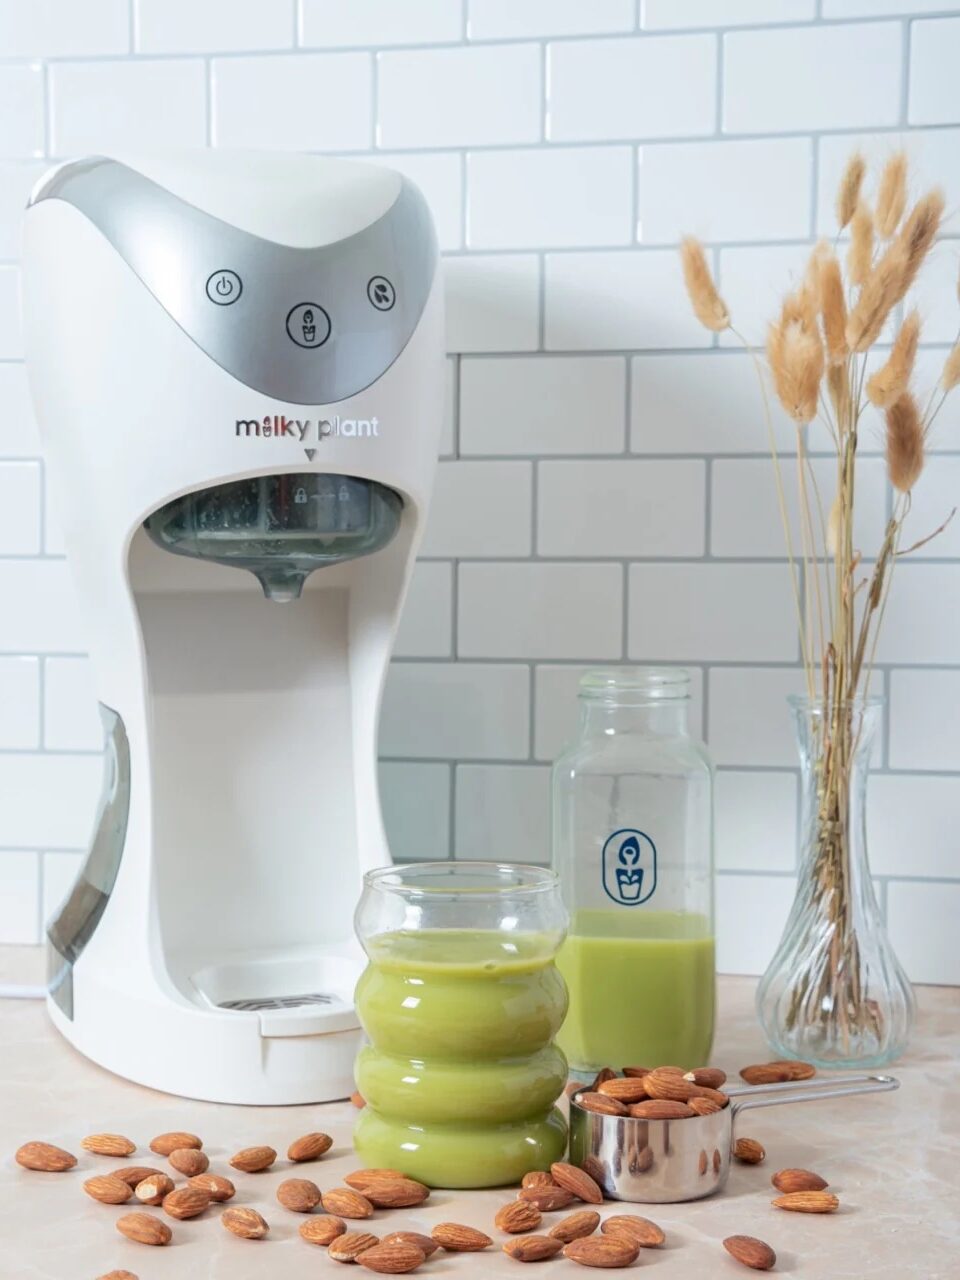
[363,1177,430,1208]
[495,1200,542,1233]
[696,1087,731,1108]
[772,1190,839,1213]
[596,1077,648,1104]
[588,1067,617,1090]
[329,1231,379,1262]
[620,1065,652,1078]
[432,1223,493,1252]
[134,1174,175,1205]
[162,1186,211,1220]
[563,1235,640,1268]
[188,1172,235,1202]
[169,1147,208,1176]
[565,1080,589,1097]
[772,1168,829,1193]
[96,1272,138,1280]
[581,1157,607,1186]
[521,1170,555,1189]
[550,1162,603,1205]
[114,1166,165,1188]
[15,1141,77,1172]
[229,1145,276,1173]
[222,1206,269,1239]
[504,1235,564,1262]
[81,1134,137,1158]
[277,1177,322,1212]
[288,1131,333,1162]
[115,1212,172,1246]
[517,1186,576,1212]
[382,1232,440,1258]
[733,1138,766,1165]
[357,1242,426,1274]
[740,1061,816,1085]
[628,1099,695,1120]
[300,1215,347,1246]
[351,1091,367,1109]
[641,1068,701,1102]
[149,1132,202,1157]
[548,1211,600,1243]
[723,1234,777,1271]
[345,1168,407,1190]
[683,1067,727,1089]
[84,1174,134,1204]
[574,1092,628,1117]
[601,1215,665,1248]
[322,1187,375,1219]
[687,1097,721,1116]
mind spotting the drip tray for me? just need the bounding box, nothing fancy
[188,950,362,1038]
[219,992,342,1013]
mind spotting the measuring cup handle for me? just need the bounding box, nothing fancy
[728,1073,899,1115]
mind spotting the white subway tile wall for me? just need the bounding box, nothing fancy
[0,1,958,984]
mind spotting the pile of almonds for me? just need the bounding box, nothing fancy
[14,1057,844,1275]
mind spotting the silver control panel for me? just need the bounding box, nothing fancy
[30,158,438,405]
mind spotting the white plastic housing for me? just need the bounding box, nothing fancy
[22,153,444,1103]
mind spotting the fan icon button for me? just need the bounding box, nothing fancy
[367,276,396,311]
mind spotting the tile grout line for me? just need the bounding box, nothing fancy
[901,19,913,126]
[7,14,946,64]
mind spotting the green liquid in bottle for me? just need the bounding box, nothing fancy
[556,909,716,1072]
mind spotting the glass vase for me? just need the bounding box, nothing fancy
[756,696,915,1067]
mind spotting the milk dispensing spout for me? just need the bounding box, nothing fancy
[143,472,403,601]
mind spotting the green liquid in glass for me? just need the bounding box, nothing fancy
[353,928,568,1188]
[556,909,716,1072]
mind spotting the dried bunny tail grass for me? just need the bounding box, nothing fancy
[836,151,866,230]
[943,343,960,392]
[767,314,824,425]
[876,151,908,238]
[680,237,729,332]
[892,188,945,302]
[826,493,842,557]
[827,363,853,432]
[866,310,921,408]
[847,203,874,287]
[818,253,848,366]
[845,246,903,352]
[782,282,819,333]
[885,390,925,493]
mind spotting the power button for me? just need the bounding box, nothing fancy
[206,269,242,305]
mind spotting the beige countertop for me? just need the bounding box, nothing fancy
[1,945,957,1279]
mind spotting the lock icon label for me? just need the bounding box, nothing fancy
[294,487,308,505]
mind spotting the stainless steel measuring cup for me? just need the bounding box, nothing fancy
[568,1073,899,1203]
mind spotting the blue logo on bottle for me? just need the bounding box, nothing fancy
[602,829,657,906]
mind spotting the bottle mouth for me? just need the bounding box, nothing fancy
[363,861,559,900]
[579,667,690,703]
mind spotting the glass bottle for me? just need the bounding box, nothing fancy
[756,696,915,1066]
[552,669,715,1073]
[353,861,569,1188]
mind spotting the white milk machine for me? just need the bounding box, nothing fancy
[21,151,443,1103]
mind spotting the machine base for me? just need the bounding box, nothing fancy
[48,968,364,1105]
